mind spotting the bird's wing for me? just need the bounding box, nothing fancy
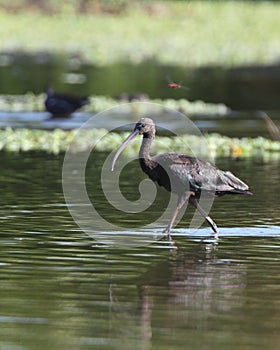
[154,154,249,193]
[154,154,216,192]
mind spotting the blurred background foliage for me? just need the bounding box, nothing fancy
[1,0,279,15]
[0,0,131,14]
[0,0,279,152]
[0,0,280,67]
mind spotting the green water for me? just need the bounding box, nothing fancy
[0,152,279,350]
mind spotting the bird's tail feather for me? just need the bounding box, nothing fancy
[224,171,251,193]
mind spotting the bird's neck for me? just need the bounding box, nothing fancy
[139,132,154,172]
[139,132,154,158]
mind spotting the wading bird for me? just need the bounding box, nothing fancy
[111,118,252,235]
[45,87,89,118]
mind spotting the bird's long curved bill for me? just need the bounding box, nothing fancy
[111,130,139,171]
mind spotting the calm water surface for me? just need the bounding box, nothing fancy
[0,110,279,139]
[0,152,279,350]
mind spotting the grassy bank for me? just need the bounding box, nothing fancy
[0,128,279,162]
[0,1,280,67]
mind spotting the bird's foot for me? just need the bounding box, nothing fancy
[205,216,219,235]
[161,229,177,249]
[212,228,219,241]
[162,228,172,240]
[162,226,169,234]
[213,227,219,235]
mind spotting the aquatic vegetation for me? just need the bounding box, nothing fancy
[0,93,45,112]
[0,127,279,162]
[0,128,77,154]
[0,94,278,159]
[0,94,229,116]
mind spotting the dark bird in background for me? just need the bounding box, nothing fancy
[111,117,252,235]
[45,87,89,118]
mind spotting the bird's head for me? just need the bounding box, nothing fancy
[111,117,155,171]
[133,117,155,136]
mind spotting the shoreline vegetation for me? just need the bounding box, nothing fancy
[0,94,279,159]
[0,1,280,67]
[0,127,279,160]
[0,93,229,115]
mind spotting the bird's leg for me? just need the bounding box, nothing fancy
[163,191,194,235]
[189,197,219,234]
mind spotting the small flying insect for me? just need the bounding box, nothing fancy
[166,77,188,90]
[168,82,182,89]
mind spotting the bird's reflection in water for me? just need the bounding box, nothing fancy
[108,242,246,349]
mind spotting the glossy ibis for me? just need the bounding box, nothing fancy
[45,87,89,118]
[111,117,252,235]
